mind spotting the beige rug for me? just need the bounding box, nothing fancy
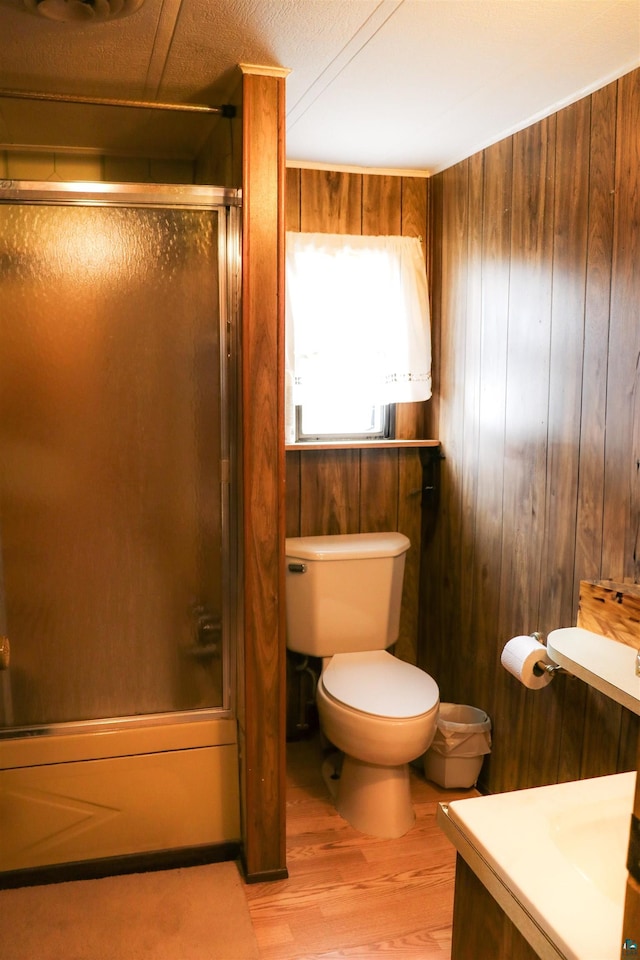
[0,862,260,960]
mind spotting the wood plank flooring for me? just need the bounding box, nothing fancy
[245,736,479,959]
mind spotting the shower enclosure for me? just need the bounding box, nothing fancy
[0,181,241,874]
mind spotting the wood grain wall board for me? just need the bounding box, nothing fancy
[456,152,485,710]
[419,175,444,679]
[427,68,640,795]
[359,448,399,531]
[240,70,287,879]
[426,176,442,450]
[554,673,587,784]
[285,450,301,538]
[498,116,556,638]
[300,168,362,233]
[299,449,361,535]
[431,162,471,703]
[579,687,624,779]
[539,98,590,635]
[619,70,640,582]
[468,137,512,746]
[490,118,557,793]
[562,84,619,781]
[285,166,301,231]
[573,82,616,593]
[401,176,429,242]
[527,98,591,788]
[396,449,423,665]
[603,69,640,581]
[362,174,402,234]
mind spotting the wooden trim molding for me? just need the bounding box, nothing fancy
[239,63,291,79]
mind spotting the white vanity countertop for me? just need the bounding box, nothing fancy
[438,771,635,960]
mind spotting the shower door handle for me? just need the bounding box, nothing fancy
[0,636,9,670]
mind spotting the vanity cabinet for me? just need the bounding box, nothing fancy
[451,857,540,960]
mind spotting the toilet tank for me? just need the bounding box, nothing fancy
[285,532,410,658]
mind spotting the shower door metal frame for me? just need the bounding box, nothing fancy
[0,179,242,738]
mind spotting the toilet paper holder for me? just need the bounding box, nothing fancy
[530,632,565,677]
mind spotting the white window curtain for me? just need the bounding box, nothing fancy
[285,231,432,439]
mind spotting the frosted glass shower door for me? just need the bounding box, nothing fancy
[0,190,235,730]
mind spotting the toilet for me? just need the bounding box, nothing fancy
[285,531,440,839]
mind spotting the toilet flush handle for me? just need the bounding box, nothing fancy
[288,563,307,574]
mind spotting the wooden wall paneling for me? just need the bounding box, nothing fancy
[561,83,617,784]
[583,72,640,778]
[580,689,624,778]
[401,176,429,243]
[525,99,591,788]
[300,168,362,233]
[362,173,401,234]
[603,69,640,582]
[358,448,399,531]
[425,177,441,449]
[456,152,484,710]
[285,169,302,542]
[240,68,287,881]
[573,82,615,588]
[286,166,301,230]
[285,451,301,538]
[299,450,361,535]
[427,69,640,796]
[396,448,423,665]
[492,118,556,793]
[431,162,470,702]
[468,139,512,788]
[419,175,444,679]
[539,98,589,635]
[418,175,444,677]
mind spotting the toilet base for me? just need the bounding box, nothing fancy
[326,753,415,839]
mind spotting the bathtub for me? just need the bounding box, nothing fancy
[437,770,635,960]
[0,717,240,874]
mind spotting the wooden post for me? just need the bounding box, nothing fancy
[239,64,289,882]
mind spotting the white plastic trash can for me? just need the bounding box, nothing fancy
[423,703,492,788]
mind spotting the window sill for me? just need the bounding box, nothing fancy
[285,439,440,452]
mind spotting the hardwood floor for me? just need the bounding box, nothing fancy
[245,736,478,959]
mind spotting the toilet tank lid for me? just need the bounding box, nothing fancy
[285,532,410,561]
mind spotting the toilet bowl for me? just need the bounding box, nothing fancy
[285,532,440,839]
[317,650,439,837]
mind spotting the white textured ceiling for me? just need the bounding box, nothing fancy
[0,0,639,174]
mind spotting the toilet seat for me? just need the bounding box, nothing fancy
[321,650,439,719]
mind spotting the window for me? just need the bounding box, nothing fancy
[296,399,392,442]
[285,232,431,443]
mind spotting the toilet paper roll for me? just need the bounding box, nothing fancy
[501,634,553,690]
